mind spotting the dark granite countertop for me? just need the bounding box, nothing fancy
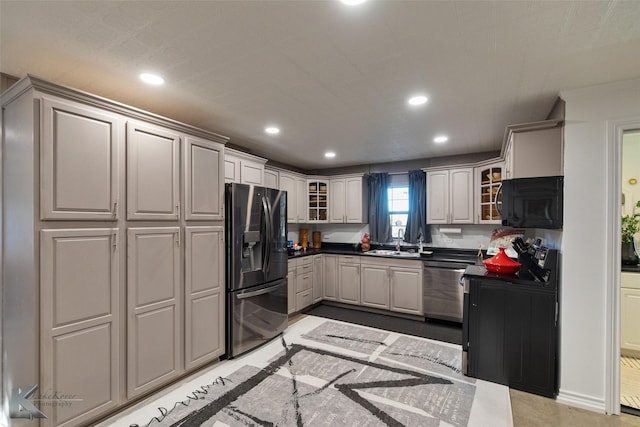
[622,265,640,273]
[288,243,480,263]
[463,265,557,289]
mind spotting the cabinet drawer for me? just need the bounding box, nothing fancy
[297,263,313,275]
[296,272,313,293]
[296,289,313,311]
[298,256,313,267]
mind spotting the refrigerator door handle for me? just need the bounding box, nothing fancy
[236,281,284,299]
[261,194,272,273]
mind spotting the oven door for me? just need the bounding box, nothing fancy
[227,278,288,358]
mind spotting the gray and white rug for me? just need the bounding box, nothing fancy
[103,317,511,427]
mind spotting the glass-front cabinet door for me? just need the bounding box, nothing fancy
[475,162,503,224]
[307,179,328,222]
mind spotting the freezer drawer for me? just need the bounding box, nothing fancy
[227,279,288,358]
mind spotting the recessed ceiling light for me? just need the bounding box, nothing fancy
[265,126,280,135]
[434,135,449,144]
[408,95,428,106]
[325,151,336,159]
[139,73,164,86]
[340,0,367,5]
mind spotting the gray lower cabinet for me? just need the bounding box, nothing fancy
[313,254,323,303]
[288,260,297,314]
[40,228,120,427]
[360,262,390,310]
[390,266,423,315]
[338,256,361,304]
[323,255,338,301]
[184,226,225,370]
[127,227,182,398]
[295,257,314,311]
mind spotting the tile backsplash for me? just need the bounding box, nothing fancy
[286,223,556,251]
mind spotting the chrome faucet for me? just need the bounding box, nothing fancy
[396,229,404,252]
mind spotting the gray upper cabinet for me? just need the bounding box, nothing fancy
[40,228,120,427]
[503,119,563,179]
[184,136,224,221]
[127,121,180,220]
[224,148,266,185]
[184,226,225,370]
[127,227,182,398]
[426,168,474,224]
[330,175,367,223]
[41,97,119,220]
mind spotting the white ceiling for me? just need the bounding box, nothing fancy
[2,1,640,170]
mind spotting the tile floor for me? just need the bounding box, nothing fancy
[510,390,640,427]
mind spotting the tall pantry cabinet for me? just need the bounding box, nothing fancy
[1,76,228,426]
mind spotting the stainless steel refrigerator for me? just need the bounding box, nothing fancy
[225,183,288,358]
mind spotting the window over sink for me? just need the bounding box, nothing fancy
[388,186,408,239]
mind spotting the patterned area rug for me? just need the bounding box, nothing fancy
[106,317,511,427]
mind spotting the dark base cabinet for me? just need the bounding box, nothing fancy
[465,278,558,397]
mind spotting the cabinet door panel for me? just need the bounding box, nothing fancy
[338,260,360,304]
[188,293,223,366]
[450,169,474,223]
[345,177,364,223]
[224,157,239,183]
[296,177,307,222]
[42,230,115,326]
[42,97,119,220]
[131,306,178,391]
[127,227,181,398]
[330,179,346,223]
[264,168,279,189]
[622,288,640,352]
[389,267,422,315]
[426,171,448,223]
[127,121,180,220]
[313,255,323,303]
[40,228,120,426]
[361,265,389,309]
[288,261,297,314]
[240,161,264,185]
[323,255,338,300]
[51,324,115,426]
[185,136,223,220]
[185,226,224,369]
[280,174,298,222]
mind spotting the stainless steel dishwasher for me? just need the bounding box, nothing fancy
[423,260,472,323]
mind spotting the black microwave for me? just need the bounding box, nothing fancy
[499,176,563,229]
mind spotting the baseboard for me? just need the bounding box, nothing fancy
[556,389,606,413]
[319,300,425,321]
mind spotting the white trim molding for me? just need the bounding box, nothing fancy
[557,389,606,413]
[605,117,640,415]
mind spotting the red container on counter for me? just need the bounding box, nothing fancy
[483,247,521,274]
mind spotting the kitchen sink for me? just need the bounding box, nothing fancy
[365,249,420,258]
